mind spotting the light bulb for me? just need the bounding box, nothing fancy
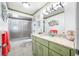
[47,7,52,13]
[42,9,48,15]
[54,2,62,10]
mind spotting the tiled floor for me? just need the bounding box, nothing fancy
[9,38,32,56]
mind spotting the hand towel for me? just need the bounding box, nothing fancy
[2,32,11,56]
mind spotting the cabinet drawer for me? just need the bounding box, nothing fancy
[35,37,48,47]
[49,49,61,56]
[49,42,70,56]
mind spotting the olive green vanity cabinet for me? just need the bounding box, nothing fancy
[32,35,75,56]
[32,36,48,56]
[49,41,70,56]
[32,39,37,55]
[36,42,48,56]
[70,49,75,56]
[36,42,43,56]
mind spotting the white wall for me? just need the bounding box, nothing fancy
[64,2,76,33]
[64,3,77,51]
[64,2,77,55]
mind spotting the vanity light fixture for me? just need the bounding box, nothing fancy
[50,4,56,11]
[54,3,61,10]
[52,2,58,10]
[53,2,63,10]
[22,2,30,8]
[42,2,64,16]
[46,8,50,14]
[59,2,64,8]
[46,7,52,13]
[42,9,49,15]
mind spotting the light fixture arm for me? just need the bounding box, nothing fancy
[59,2,64,8]
[51,4,56,11]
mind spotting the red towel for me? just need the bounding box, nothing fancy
[2,32,11,56]
[6,32,11,52]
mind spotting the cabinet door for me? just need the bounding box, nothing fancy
[49,49,61,56]
[36,42,48,56]
[36,42,43,56]
[49,42,70,56]
[37,42,48,56]
[71,49,75,56]
[42,45,48,56]
[32,36,38,56]
[32,39,38,56]
[35,37,48,47]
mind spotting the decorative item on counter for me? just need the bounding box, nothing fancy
[66,30,75,41]
[48,20,58,26]
[49,29,58,36]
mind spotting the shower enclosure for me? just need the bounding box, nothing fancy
[8,17,32,40]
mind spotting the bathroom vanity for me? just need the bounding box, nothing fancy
[32,34,75,56]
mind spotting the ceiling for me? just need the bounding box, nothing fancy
[7,2,48,16]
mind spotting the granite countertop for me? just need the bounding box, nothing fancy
[32,33,75,49]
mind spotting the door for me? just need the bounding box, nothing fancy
[8,18,32,39]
